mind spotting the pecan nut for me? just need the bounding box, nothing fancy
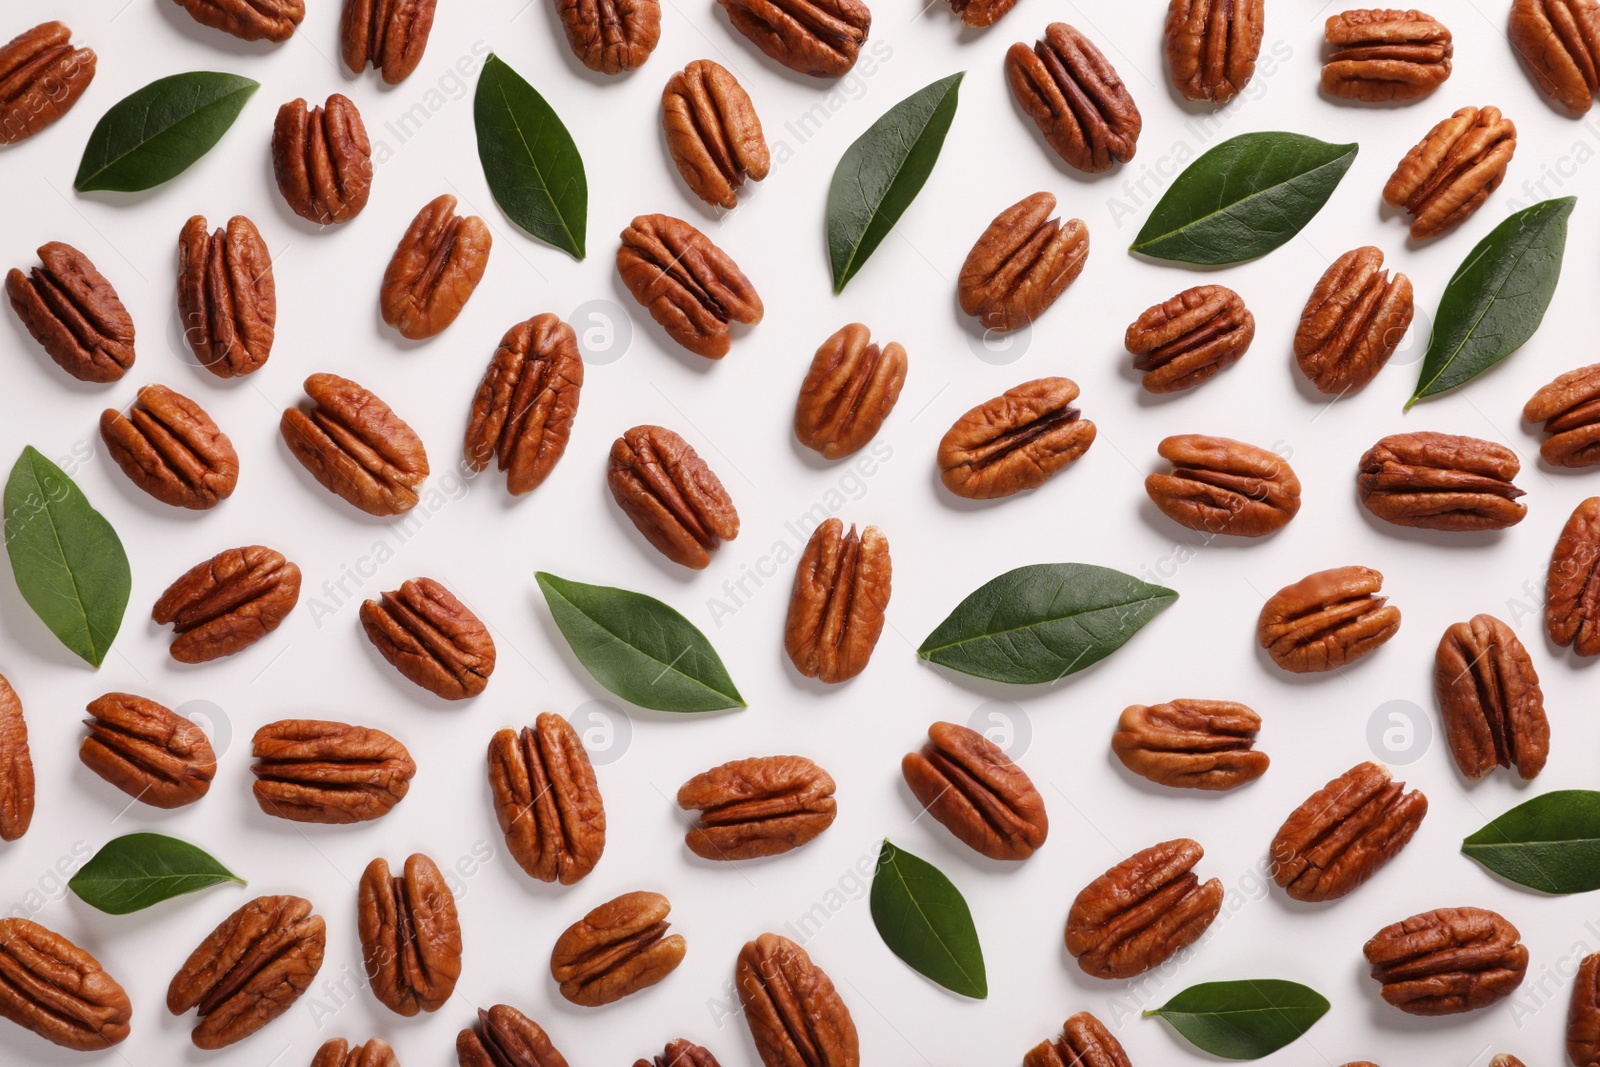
[0,23,96,145]
[171,0,304,41]
[252,719,415,824]
[168,895,325,1049]
[636,1041,720,1067]
[1383,106,1516,239]
[1364,907,1528,1015]
[559,0,661,73]
[100,384,238,510]
[1126,284,1254,393]
[341,0,437,83]
[793,323,906,459]
[272,94,373,225]
[1511,0,1600,113]
[314,1038,399,1067]
[1024,1012,1129,1067]
[1294,246,1414,395]
[784,519,891,683]
[1165,0,1264,103]
[1112,700,1269,791]
[281,373,430,516]
[550,891,687,1006]
[678,756,836,861]
[1359,432,1526,530]
[1571,954,1600,1067]
[488,714,606,884]
[901,720,1048,860]
[1323,9,1451,101]
[1006,24,1141,172]
[716,0,870,77]
[948,0,1016,27]
[81,692,216,809]
[0,675,33,842]
[608,425,739,568]
[381,194,492,339]
[358,854,462,1016]
[937,377,1096,500]
[464,314,584,495]
[1546,496,1600,655]
[958,193,1088,332]
[458,1005,570,1067]
[1525,363,1600,467]
[1436,614,1547,780]
[663,60,769,208]
[1269,761,1428,902]
[360,578,496,700]
[736,934,858,1067]
[6,242,134,383]
[178,215,276,378]
[617,214,763,359]
[1065,838,1223,979]
[0,919,131,1050]
[1146,435,1300,537]
[1258,566,1401,673]
[152,545,301,663]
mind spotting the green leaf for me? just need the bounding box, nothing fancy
[74,71,259,193]
[917,563,1177,685]
[69,833,244,915]
[1129,132,1358,265]
[870,840,986,999]
[1407,197,1575,409]
[3,447,130,667]
[474,53,587,259]
[1461,789,1600,894]
[827,72,963,292]
[1144,979,1330,1060]
[536,572,744,712]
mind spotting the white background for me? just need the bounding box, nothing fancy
[3,1,1600,1065]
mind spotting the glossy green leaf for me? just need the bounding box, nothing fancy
[1145,980,1330,1060]
[1129,133,1358,264]
[74,71,258,192]
[870,840,986,998]
[827,72,963,292]
[536,572,744,712]
[475,53,587,259]
[3,447,130,667]
[918,563,1177,685]
[69,833,244,915]
[1462,789,1600,894]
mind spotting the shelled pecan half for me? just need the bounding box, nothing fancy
[902,721,1048,859]
[1383,106,1516,239]
[958,193,1088,333]
[663,60,769,208]
[1066,838,1223,979]
[81,693,216,809]
[1145,435,1299,537]
[1436,614,1547,780]
[784,519,891,683]
[1024,1012,1129,1067]
[464,314,584,495]
[380,194,492,339]
[171,0,304,42]
[678,756,836,861]
[100,384,237,510]
[1006,23,1141,172]
[1509,0,1600,113]
[736,934,858,1067]
[715,0,871,77]
[0,23,96,145]
[793,323,906,459]
[938,377,1096,499]
[252,719,415,823]
[1525,363,1600,467]
[550,891,686,1006]
[313,1038,399,1067]
[1571,953,1600,1067]
[153,545,300,663]
[617,214,762,358]
[341,0,437,83]
[558,0,661,74]
[1322,9,1452,102]
[1547,496,1600,655]
[487,715,606,884]
[0,919,130,1050]
[178,215,275,378]
[1125,284,1254,393]
[0,676,33,842]
[608,424,739,568]
[360,578,496,700]
[1112,700,1268,791]
[1165,0,1264,104]
[6,242,134,383]
[1269,761,1427,901]
[635,1041,720,1067]
[1258,566,1401,673]
[1358,432,1526,531]
[458,1005,570,1067]
[272,94,373,225]
[281,373,430,516]
[948,0,1017,29]
[358,854,462,1016]
[1294,247,1413,395]
[1364,907,1527,1015]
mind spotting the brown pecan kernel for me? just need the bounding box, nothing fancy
[153,545,301,663]
[1146,435,1300,537]
[550,891,687,1007]
[785,519,891,683]
[663,60,769,209]
[938,377,1096,500]
[81,693,216,809]
[488,715,606,885]
[716,0,870,77]
[1547,497,1600,655]
[1024,1012,1129,1067]
[636,1040,721,1067]
[958,193,1089,332]
[1511,0,1600,113]
[252,719,415,824]
[1065,838,1223,980]
[1491,1057,1526,1067]
[678,756,836,861]
[1269,761,1428,902]
[902,721,1048,860]
[1571,954,1600,1067]
[793,323,906,459]
[1258,566,1401,673]
[359,854,462,1016]
[6,242,134,383]
[1525,363,1600,467]
[737,934,859,1067]
[1126,285,1254,393]
[381,194,492,339]
[1436,614,1548,780]
[1112,700,1269,791]
[360,578,496,700]
[272,95,373,226]
[1359,432,1526,531]
[281,373,430,516]
[313,1038,400,1067]
[1323,9,1452,102]
[949,0,1017,29]
[617,214,763,359]
[0,919,131,1050]
[171,0,304,41]
[0,23,95,145]
[559,0,661,73]
[342,0,437,83]
[100,384,238,510]
[1383,107,1516,239]
[608,425,739,568]
[0,676,33,842]
[1365,907,1528,1015]
[1006,23,1141,172]
[178,215,276,378]
[1166,0,1264,103]
[458,1005,570,1067]
[168,896,325,1049]
[464,314,584,495]
[1294,247,1414,395]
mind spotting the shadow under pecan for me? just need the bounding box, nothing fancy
[168,895,325,1049]
[617,214,762,359]
[6,242,134,383]
[381,194,492,340]
[252,719,415,823]
[314,1038,399,1067]
[1112,699,1268,791]
[902,721,1048,859]
[360,578,496,700]
[949,0,1017,28]
[0,675,33,842]
[1383,106,1516,239]
[1510,0,1600,114]
[1364,907,1527,1015]
[342,0,437,83]
[171,0,304,42]
[1294,246,1413,395]
[636,1040,720,1067]
[1024,1012,1129,1067]
[663,60,769,209]
[1126,284,1254,393]
[958,192,1088,332]
[1006,23,1141,172]
[1322,9,1452,102]
[459,1005,570,1067]
[1547,496,1600,655]
[359,854,462,1016]
[1359,432,1526,531]
[1257,565,1401,673]
[0,23,96,145]
[1571,954,1600,1067]
[938,377,1096,500]
[464,314,584,495]
[1525,363,1600,467]
[101,384,237,510]
[678,755,836,861]
[488,714,607,884]
[273,94,373,226]
[1165,0,1264,104]
[558,0,660,73]
[737,934,858,1067]
[793,323,906,459]
[785,519,891,683]
[81,693,216,809]
[0,918,131,1050]
[716,0,870,77]
[1269,761,1427,902]
[609,424,739,568]
[1066,838,1222,980]
[178,215,276,378]
[1437,614,1547,780]
[550,891,686,1006]
[1146,435,1299,537]
[281,373,430,516]
[153,545,300,663]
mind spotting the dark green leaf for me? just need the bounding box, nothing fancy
[917,563,1177,685]
[69,833,244,915]
[1407,197,1575,409]
[474,53,587,259]
[536,572,744,712]
[827,72,963,292]
[1129,133,1358,265]
[1144,979,1330,1060]
[74,71,258,193]
[1462,789,1600,894]
[870,840,986,998]
[3,447,130,667]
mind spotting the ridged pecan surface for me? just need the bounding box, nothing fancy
[1269,761,1428,902]
[663,60,769,208]
[617,214,763,358]
[1358,432,1526,531]
[793,323,906,459]
[1257,566,1401,673]
[1294,246,1413,395]
[559,0,661,73]
[1165,0,1264,103]
[281,373,430,516]
[1436,614,1547,780]
[6,242,134,383]
[1066,838,1223,979]
[1510,0,1600,113]
[0,23,96,145]
[785,519,891,683]
[1112,700,1268,791]
[609,424,739,568]
[1125,284,1254,393]
[342,0,437,83]
[359,854,462,1016]
[171,0,304,41]
[1323,8,1451,101]
[1571,954,1600,1067]
[958,192,1088,332]
[0,919,130,1050]
[1525,363,1600,467]
[678,756,836,860]
[272,94,373,225]
[948,0,1017,29]
[313,1038,399,1067]
[1024,1012,1130,1067]
[178,215,276,378]
[737,934,858,1067]
[902,721,1048,859]
[1146,435,1299,537]
[381,194,492,339]
[464,314,584,494]
[360,578,496,700]
[938,377,1096,500]
[1383,106,1516,239]
[81,692,216,809]
[1006,23,1141,172]
[716,0,870,77]
[0,676,33,842]
[100,384,237,509]
[1364,907,1528,1015]
[1547,496,1600,655]
[635,1041,720,1067]
[458,1005,570,1067]
[550,891,687,1006]
[488,714,606,884]
[252,719,415,823]
[152,545,301,663]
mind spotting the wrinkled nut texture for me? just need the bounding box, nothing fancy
[1006,24,1141,172]
[168,895,325,1049]
[360,578,496,700]
[0,23,96,145]
[101,384,237,509]
[663,60,769,209]
[1323,8,1452,101]
[1258,566,1401,673]
[938,377,1096,500]
[1112,700,1269,791]
[1294,246,1413,395]
[901,721,1048,860]
[313,1038,400,1067]
[1383,106,1516,239]
[678,756,836,861]
[1359,432,1526,531]
[1364,907,1528,1015]
[1437,614,1548,780]
[1024,1012,1130,1067]
[252,719,415,824]
[794,323,906,459]
[1126,284,1254,394]
[635,1041,721,1067]
[1146,435,1299,537]
[1066,838,1223,979]
[6,242,134,383]
[179,215,276,378]
[1510,0,1600,113]
[550,891,687,1006]
[342,0,437,83]
[488,714,606,885]
[617,214,763,359]
[153,545,301,663]
[1270,761,1428,902]
[464,314,584,495]
[1165,0,1264,103]
[273,95,373,225]
[458,1005,570,1067]
[281,373,430,516]
[0,918,130,1050]
[1570,953,1600,1067]
[958,193,1088,332]
[737,934,859,1067]
[559,0,661,73]
[949,0,1017,29]
[359,854,462,1016]
[0,676,33,842]
[1547,497,1600,655]
[1525,363,1600,468]
[609,425,739,569]
[716,0,870,77]
[172,0,304,41]
[381,194,492,339]
[785,519,891,684]
[81,693,216,809]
